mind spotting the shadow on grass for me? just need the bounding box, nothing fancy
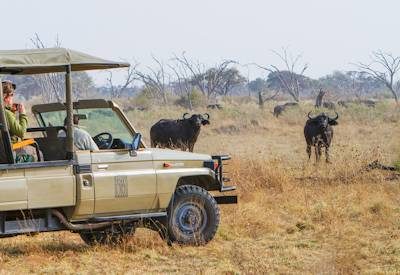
[0,241,88,257]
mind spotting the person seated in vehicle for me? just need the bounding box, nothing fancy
[2,80,42,162]
[58,115,99,151]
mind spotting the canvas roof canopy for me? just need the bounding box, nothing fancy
[0,48,130,75]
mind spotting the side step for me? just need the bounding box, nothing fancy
[90,212,167,222]
[214,195,238,204]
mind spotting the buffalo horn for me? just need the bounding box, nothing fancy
[307,111,314,119]
[203,113,210,120]
[331,111,339,120]
[183,112,190,119]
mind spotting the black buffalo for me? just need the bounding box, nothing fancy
[207,104,223,110]
[273,102,298,117]
[304,112,339,162]
[150,113,210,152]
[337,99,376,108]
[322,101,336,110]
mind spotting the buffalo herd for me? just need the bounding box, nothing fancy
[147,98,386,163]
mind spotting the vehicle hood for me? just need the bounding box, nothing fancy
[145,148,211,161]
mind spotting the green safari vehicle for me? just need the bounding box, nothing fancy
[0,48,237,245]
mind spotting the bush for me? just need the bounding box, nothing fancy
[131,90,152,109]
[174,89,205,109]
[394,159,400,171]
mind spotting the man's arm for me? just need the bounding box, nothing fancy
[86,136,99,151]
[75,128,99,151]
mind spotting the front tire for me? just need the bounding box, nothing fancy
[166,185,220,245]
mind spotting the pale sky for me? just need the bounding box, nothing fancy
[2,0,400,85]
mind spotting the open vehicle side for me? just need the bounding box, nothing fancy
[0,48,237,245]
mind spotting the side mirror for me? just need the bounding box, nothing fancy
[131,133,142,151]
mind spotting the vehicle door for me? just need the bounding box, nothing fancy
[75,107,157,216]
[91,149,157,215]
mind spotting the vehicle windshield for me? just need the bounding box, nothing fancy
[39,108,133,143]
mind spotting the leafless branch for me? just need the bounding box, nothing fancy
[106,61,138,98]
[134,56,169,104]
[30,33,64,102]
[254,47,308,102]
[356,50,400,103]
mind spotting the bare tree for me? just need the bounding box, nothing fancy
[357,51,400,104]
[216,67,246,96]
[134,56,169,104]
[169,56,195,110]
[172,53,207,97]
[173,52,236,100]
[106,61,138,98]
[256,47,308,102]
[258,90,280,109]
[30,33,64,103]
[203,61,237,99]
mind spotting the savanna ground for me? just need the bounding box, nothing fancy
[1,99,400,274]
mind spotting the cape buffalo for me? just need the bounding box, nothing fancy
[273,102,298,117]
[304,112,339,162]
[338,99,376,108]
[150,113,210,152]
[207,104,223,110]
[323,101,336,110]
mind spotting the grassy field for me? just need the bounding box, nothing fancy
[1,99,400,274]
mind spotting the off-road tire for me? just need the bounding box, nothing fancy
[166,185,220,245]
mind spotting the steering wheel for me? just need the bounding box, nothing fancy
[93,132,114,149]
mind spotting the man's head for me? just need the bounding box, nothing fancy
[2,80,16,107]
[64,115,80,126]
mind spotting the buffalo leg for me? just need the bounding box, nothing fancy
[306,145,311,160]
[325,146,330,163]
[315,145,322,162]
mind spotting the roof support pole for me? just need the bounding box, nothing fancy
[65,65,74,159]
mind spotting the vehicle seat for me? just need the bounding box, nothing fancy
[34,127,67,161]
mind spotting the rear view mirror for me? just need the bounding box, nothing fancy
[131,133,142,151]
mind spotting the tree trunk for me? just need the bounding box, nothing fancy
[390,88,399,105]
[315,89,325,107]
[258,91,264,109]
[162,91,168,105]
[187,93,193,110]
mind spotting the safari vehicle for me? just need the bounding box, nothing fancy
[0,48,236,245]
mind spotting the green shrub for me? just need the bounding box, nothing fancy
[174,89,205,109]
[132,90,152,109]
[394,159,400,171]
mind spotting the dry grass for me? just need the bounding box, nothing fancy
[0,99,399,274]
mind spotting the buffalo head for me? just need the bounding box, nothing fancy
[307,111,339,129]
[183,113,210,127]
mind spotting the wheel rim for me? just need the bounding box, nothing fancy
[175,201,207,235]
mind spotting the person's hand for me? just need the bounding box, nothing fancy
[17,103,26,114]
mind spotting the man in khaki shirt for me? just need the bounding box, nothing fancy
[58,115,99,151]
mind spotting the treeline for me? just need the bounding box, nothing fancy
[4,52,397,109]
